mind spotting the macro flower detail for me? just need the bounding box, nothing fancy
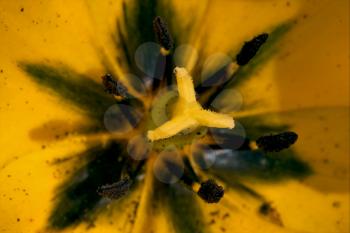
[256,131,298,152]
[153,16,174,53]
[0,1,348,233]
[197,179,224,204]
[97,178,132,199]
[147,67,234,141]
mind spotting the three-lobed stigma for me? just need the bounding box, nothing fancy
[147,67,234,141]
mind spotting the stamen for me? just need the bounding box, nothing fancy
[153,16,174,52]
[236,33,269,66]
[197,179,224,203]
[182,156,200,185]
[256,131,298,152]
[97,178,132,199]
[101,74,128,98]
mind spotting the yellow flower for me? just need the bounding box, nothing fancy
[0,0,348,233]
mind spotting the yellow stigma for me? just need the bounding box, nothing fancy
[147,67,234,141]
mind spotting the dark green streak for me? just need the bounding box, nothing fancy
[208,149,311,182]
[205,112,311,181]
[116,21,133,68]
[114,0,183,88]
[201,22,293,107]
[19,62,114,121]
[114,0,160,73]
[238,114,290,140]
[49,141,128,229]
[20,63,144,133]
[230,22,293,86]
[213,174,264,200]
[154,181,210,233]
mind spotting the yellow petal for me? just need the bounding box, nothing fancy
[0,0,348,233]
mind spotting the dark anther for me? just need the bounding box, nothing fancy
[101,74,128,98]
[153,16,174,51]
[256,131,298,152]
[197,179,224,203]
[236,33,269,66]
[97,178,132,199]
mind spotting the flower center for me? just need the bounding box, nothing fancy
[147,67,235,141]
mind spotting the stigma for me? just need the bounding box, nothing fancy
[147,67,234,141]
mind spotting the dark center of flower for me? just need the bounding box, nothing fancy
[98,16,299,205]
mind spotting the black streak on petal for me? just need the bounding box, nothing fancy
[48,141,128,229]
[200,23,292,108]
[208,149,311,181]
[101,73,129,98]
[19,63,115,121]
[154,181,209,233]
[115,0,180,90]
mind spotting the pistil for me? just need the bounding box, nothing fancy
[147,67,234,141]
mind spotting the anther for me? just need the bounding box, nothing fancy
[256,131,298,152]
[153,16,174,52]
[197,179,224,203]
[236,33,269,66]
[101,74,128,98]
[97,178,132,199]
